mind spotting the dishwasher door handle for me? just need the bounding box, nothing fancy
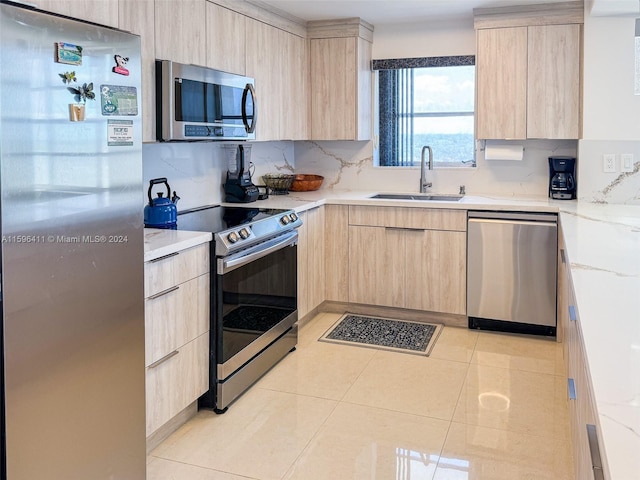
[468,218,558,229]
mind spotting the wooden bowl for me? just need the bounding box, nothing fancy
[289,174,324,192]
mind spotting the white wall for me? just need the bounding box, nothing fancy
[577,3,640,204]
[372,19,475,59]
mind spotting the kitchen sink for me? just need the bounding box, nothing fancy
[370,193,464,201]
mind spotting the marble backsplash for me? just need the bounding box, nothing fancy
[142,141,295,211]
[294,139,578,198]
[142,138,638,207]
[578,140,640,204]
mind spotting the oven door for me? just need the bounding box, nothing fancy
[215,231,298,380]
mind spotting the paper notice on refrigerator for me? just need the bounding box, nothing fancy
[100,85,138,116]
[107,120,134,146]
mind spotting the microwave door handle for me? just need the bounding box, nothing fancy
[242,83,257,134]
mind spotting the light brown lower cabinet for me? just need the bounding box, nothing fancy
[560,239,607,479]
[297,206,326,319]
[347,206,466,315]
[144,243,210,437]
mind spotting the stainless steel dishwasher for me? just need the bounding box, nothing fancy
[467,211,558,336]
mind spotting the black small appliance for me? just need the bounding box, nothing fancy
[548,156,576,200]
[223,144,259,203]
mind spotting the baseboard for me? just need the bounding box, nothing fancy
[321,301,467,328]
[146,401,198,454]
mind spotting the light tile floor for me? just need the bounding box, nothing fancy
[147,312,573,480]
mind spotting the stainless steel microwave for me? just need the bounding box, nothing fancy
[156,60,257,141]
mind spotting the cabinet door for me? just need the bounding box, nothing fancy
[527,24,580,139]
[281,32,308,140]
[349,226,404,307]
[171,332,209,419]
[155,0,206,66]
[297,207,326,319]
[37,0,119,27]
[145,243,209,297]
[405,230,466,315]
[119,0,155,143]
[145,273,209,366]
[476,27,528,140]
[145,350,174,436]
[310,37,357,140]
[205,1,245,74]
[245,18,282,140]
[325,205,349,302]
[145,332,208,436]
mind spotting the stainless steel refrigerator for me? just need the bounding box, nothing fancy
[0,2,145,478]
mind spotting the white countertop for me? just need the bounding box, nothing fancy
[143,228,212,262]
[175,191,639,478]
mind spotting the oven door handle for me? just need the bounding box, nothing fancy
[218,230,298,274]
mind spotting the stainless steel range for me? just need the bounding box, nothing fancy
[177,205,301,413]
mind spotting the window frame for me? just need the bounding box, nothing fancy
[373,55,477,169]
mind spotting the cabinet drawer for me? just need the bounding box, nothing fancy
[145,243,209,297]
[349,205,466,231]
[145,332,209,437]
[145,274,209,366]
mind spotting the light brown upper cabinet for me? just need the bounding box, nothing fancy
[245,17,307,141]
[119,0,156,143]
[474,2,583,140]
[155,0,206,67]
[527,24,581,139]
[205,2,246,75]
[36,0,120,27]
[308,19,373,141]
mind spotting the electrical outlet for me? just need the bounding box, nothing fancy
[621,153,634,173]
[603,154,617,173]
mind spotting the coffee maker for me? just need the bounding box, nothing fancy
[548,156,576,200]
[223,144,259,203]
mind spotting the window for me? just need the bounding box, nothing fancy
[374,56,476,167]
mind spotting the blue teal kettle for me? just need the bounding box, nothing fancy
[144,178,180,229]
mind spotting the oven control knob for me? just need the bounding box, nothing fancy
[239,228,250,239]
[227,231,239,244]
[280,215,291,225]
[289,213,298,222]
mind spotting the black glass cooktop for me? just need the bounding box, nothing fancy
[176,205,288,233]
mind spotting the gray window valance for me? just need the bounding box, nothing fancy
[372,55,475,70]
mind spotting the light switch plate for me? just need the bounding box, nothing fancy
[603,154,617,173]
[621,153,634,172]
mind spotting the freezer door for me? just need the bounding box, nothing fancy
[467,217,558,327]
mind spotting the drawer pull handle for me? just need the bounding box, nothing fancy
[148,285,179,300]
[560,248,566,264]
[567,378,576,400]
[148,350,179,368]
[569,305,577,322]
[586,424,605,479]
[150,251,179,263]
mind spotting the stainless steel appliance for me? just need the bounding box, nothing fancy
[0,2,145,478]
[156,60,257,141]
[467,211,558,336]
[176,206,301,413]
[223,144,259,203]
[549,156,577,200]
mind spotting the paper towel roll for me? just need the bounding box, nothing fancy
[484,144,524,161]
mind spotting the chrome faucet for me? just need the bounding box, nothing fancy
[420,146,433,193]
